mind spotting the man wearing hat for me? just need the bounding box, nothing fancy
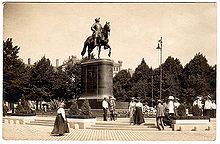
[211,100,216,118]
[203,95,212,117]
[193,96,203,116]
[156,100,165,130]
[167,96,175,116]
[193,96,203,109]
[174,97,180,116]
[91,17,102,47]
[109,96,116,121]
[102,96,109,121]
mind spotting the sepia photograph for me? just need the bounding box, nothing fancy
[2,1,217,142]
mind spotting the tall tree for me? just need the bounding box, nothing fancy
[208,65,216,100]
[113,70,131,101]
[182,53,213,103]
[64,61,82,99]
[130,58,153,103]
[161,56,183,100]
[131,58,153,83]
[131,79,151,103]
[52,67,71,100]
[29,56,55,109]
[3,38,27,103]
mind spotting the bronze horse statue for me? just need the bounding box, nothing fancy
[81,22,111,59]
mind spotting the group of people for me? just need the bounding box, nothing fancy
[128,96,177,130]
[128,97,145,125]
[154,96,182,130]
[102,96,116,121]
[156,95,216,130]
[51,94,216,134]
[193,95,216,118]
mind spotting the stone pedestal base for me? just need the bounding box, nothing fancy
[80,59,113,108]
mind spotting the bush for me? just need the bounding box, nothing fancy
[67,99,95,118]
[68,99,80,115]
[176,104,186,117]
[15,96,34,114]
[80,99,93,117]
[192,105,202,116]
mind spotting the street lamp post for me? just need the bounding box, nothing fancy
[151,75,154,107]
[156,36,163,100]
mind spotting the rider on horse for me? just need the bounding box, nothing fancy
[91,17,102,47]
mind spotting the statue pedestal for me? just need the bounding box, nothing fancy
[79,59,113,109]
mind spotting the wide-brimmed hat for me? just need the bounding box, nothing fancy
[95,17,100,22]
[59,102,65,107]
[196,96,202,100]
[157,100,162,103]
[168,96,174,100]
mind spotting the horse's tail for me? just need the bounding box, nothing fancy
[81,38,89,57]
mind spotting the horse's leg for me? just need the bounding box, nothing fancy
[88,45,93,59]
[98,45,101,59]
[105,44,111,57]
[81,41,88,57]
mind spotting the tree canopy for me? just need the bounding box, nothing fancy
[3,38,28,102]
[3,39,216,109]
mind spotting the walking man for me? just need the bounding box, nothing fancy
[156,100,165,130]
[204,95,212,117]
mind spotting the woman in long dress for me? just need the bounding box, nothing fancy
[135,98,144,125]
[128,98,136,125]
[51,102,69,136]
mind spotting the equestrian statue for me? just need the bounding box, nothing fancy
[81,17,111,59]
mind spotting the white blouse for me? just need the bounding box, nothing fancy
[57,107,66,120]
[102,100,109,109]
[168,101,175,114]
[135,102,143,112]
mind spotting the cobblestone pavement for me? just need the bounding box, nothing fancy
[2,122,216,141]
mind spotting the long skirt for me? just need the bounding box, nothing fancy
[51,114,69,135]
[129,108,135,123]
[135,107,144,125]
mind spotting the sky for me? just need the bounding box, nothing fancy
[3,2,217,70]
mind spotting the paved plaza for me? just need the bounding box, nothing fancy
[2,117,216,141]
